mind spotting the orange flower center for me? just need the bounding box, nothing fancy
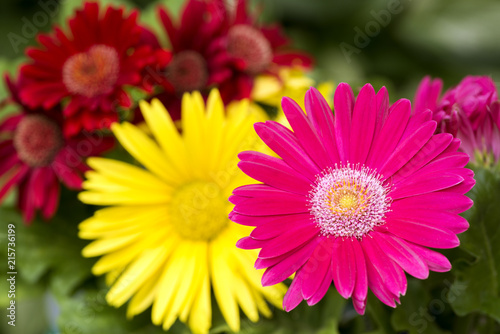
[62,44,120,98]
[13,115,63,167]
[227,24,272,74]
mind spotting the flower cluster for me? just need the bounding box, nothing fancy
[3,0,500,333]
[415,75,500,168]
[0,1,311,333]
[1,0,310,225]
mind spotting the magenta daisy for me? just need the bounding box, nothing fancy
[0,75,113,223]
[230,83,475,313]
[414,76,500,166]
[18,2,164,137]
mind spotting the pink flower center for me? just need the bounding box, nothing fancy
[227,24,272,74]
[62,45,120,98]
[13,115,63,167]
[167,50,208,93]
[309,165,391,238]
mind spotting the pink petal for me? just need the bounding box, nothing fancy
[281,96,332,170]
[261,237,321,286]
[390,172,464,199]
[232,184,277,197]
[390,133,453,183]
[369,86,390,149]
[301,238,334,300]
[350,84,376,164]
[413,76,443,114]
[229,212,281,226]
[250,213,314,240]
[333,83,354,161]
[404,153,470,181]
[259,223,319,259]
[332,237,356,298]
[381,218,460,249]
[238,151,312,195]
[255,251,289,270]
[254,121,321,180]
[373,232,429,279]
[306,268,332,306]
[391,192,473,214]
[283,272,305,311]
[386,208,469,234]
[236,236,265,250]
[401,109,433,141]
[362,236,406,306]
[407,242,452,272]
[444,176,475,194]
[233,193,308,216]
[380,121,436,179]
[305,88,339,164]
[351,238,368,306]
[367,98,411,169]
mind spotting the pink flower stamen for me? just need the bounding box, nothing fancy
[309,164,391,238]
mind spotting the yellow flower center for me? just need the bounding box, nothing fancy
[336,189,359,211]
[170,181,228,241]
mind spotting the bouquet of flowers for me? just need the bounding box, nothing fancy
[1,1,499,333]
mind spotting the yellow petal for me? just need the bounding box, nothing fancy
[181,92,208,179]
[111,122,181,185]
[107,246,169,307]
[82,233,140,257]
[152,242,193,325]
[210,233,240,332]
[205,89,225,172]
[162,241,206,330]
[78,188,171,206]
[86,157,172,191]
[140,99,191,179]
[188,271,211,334]
[127,269,162,318]
[232,274,259,322]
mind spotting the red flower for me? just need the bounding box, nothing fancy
[0,75,113,223]
[149,0,312,115]
[219,0,313,103]
[19,2,165,137]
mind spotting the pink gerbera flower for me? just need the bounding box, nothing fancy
[19,2,165,137]
[230,83,475,313]
[414,76,500,166]
[0,75,113,223]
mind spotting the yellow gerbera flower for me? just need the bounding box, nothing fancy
[78,90,286,334]
[251,67,334,110]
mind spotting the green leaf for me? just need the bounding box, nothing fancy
[237,288,346,334]
[391,278,451,334]
[0,195,96,297]
[449,168,500,321]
